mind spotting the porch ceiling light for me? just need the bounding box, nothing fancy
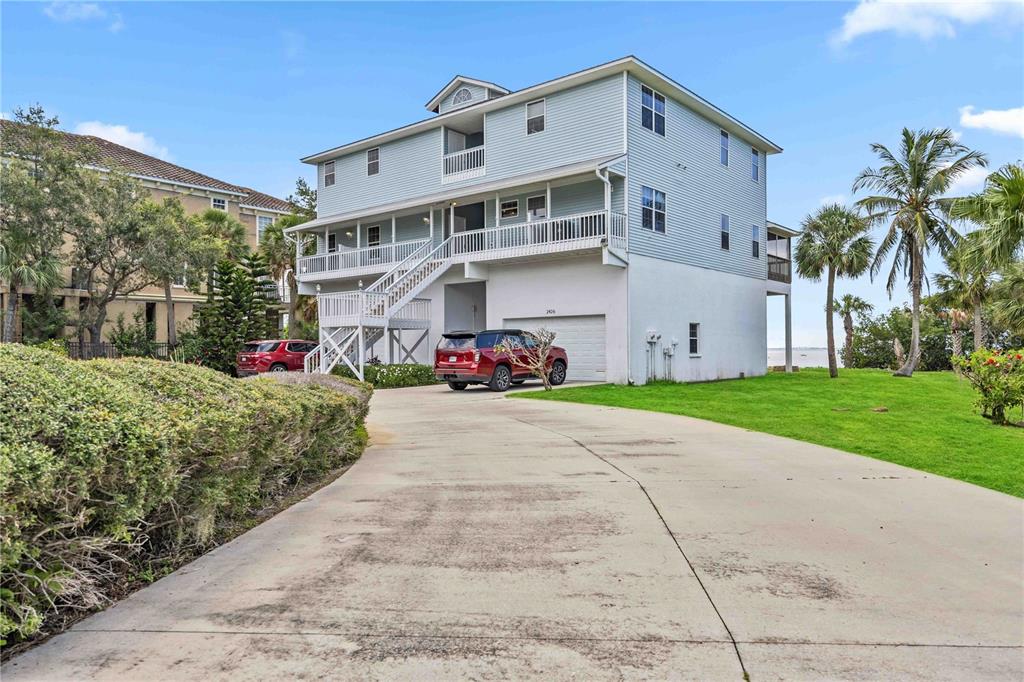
[345,231,353,237]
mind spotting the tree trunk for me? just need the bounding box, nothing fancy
[972,298,984,351]
[2,286,18,343]
[842,312,855,369]
[825,266,838,378]
[164,280,178,346]
[287,270,300,330]
[951,324,963,373]
[895,247,922,377]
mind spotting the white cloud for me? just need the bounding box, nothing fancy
[43,2,125,33]
[819,194,848,206]
[945,164,990,196]
[832,0,1014,47]
[74,121,170,160]
[959,105,1024,138]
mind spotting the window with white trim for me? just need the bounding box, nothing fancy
[526,99,545,134]
[641,85,666,135]
[367,148,379,176]
[526,195,546,221]
[172,268,187,288]
[751,147,760,181]
[257,215,273,243]
[752,225,760,258]
[324,161,335,187]
[720,130,729,166]
[689,323,700,356]
[642,186,666,233]
[367,224,381,247]
[500,200,519,219]
[720,214,730,250]
[452,87,473,105]
[211,197,226,211]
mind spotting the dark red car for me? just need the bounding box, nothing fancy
[236,339,318,376]
[434,329,568,392]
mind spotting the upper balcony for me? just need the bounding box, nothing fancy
[298,238,430,282]
[442,118,485,184]
[766,224,794,285]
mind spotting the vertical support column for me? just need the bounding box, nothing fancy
[356,220,361,249]
[429,207,434,244]
[494,192,500,227]
[784,293,793,373]
[391,214,396,243]
[545,182,551,218]
[385,323,392,364]
[295,232,302,263]
[449,204,455,239]
[358,325,365,381]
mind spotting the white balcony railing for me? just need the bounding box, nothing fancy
[439,210,624,262]
[442,145,485,184]
[298,238,430,277]
[317,291,429,326]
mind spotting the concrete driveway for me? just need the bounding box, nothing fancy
[5,383,1022,680]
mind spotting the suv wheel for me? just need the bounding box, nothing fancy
[489,365,512,392]
[447,381,467,391]
[269,363,289,373]
[549,360,567,386]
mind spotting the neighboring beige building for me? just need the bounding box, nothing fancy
[1,119,294,343]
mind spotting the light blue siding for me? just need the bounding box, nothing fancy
[624,75,767,280]
[317,75,624,217]
[550,179,605,217]
[438,83,489,114]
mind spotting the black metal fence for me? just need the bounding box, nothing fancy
[65,341,180,361]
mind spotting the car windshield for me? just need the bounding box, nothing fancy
[439,335,475,350]
[243,342,279,353]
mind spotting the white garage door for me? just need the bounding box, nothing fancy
[504,315,606,381]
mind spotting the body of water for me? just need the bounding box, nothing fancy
[767,347,840,368]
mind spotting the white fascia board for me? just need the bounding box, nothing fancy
[301,56,781,165]
[767,221,800,237]
[239,204,292,215]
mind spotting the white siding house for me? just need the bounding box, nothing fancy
[287,56,794,384]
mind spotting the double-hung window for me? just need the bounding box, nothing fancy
[642,186,666,233]
[641,85,666,136]
[720,214,730,250]
[324,161,336,187]
[257,215,273,244]
[689,323,700,356]
[751,147,760,181]
[367,148,380,176]
[720,130,729,166]
[211,197,226,211]
[367,225,381,247]
[752,225,760,258]
[526,99,545,134]
[500,200,519,219]
[527,195,547,221]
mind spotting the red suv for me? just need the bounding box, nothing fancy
[236,339,317,376]
[434,329,568,392]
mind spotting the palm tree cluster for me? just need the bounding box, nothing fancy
[795,127,1023,379]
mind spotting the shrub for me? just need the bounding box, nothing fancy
[954,348,1024,425]
[108,310,158,358]
[0,344,370,646]
[333,362,437,389]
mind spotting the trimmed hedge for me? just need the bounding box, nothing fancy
[333,362,438,389]
[0,344,370,646]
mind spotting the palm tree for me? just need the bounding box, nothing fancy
[260,214,306,331]
[854,128,987,377]
[933,234,993,352]
[0,235,63,343]
[193,208,248,297]
[952,163,1024,266]
[989,260,1024,336]
[795,205,874,378]
[833,294,872,368]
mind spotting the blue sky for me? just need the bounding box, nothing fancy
[3,1,1023,346]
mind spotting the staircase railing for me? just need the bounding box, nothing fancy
[366,237,435,294]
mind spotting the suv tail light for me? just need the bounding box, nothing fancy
[474,350,480,363]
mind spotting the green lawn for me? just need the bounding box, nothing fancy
[513,368,1023,498]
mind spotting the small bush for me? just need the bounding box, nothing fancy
[333,363,437,389]
[0,344,370,646]
[954,348,1024,425]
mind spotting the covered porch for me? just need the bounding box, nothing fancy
[766,221,796,372]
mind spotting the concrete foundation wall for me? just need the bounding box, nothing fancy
[627,254,766,384]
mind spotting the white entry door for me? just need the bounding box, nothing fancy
[503,315,606,381]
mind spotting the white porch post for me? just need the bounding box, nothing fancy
[449,204,455,239]
[429,207,434,243]
[323,226,329,251]
[784,293,793,373]
[391,214,396,243]
[295,232,302,263]
[494,192,500,226]
[356,221,361,249]
[545,182,551,216]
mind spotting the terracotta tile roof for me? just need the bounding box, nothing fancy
[1,119,291,211]
[239,188,294,213]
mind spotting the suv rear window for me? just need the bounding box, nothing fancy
[439,335,475,350]
[476,332,521,348]
[243,342,279,353]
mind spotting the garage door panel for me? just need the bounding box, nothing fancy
[504,315,606,381]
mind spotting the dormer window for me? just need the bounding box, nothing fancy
[452,88,473,106]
